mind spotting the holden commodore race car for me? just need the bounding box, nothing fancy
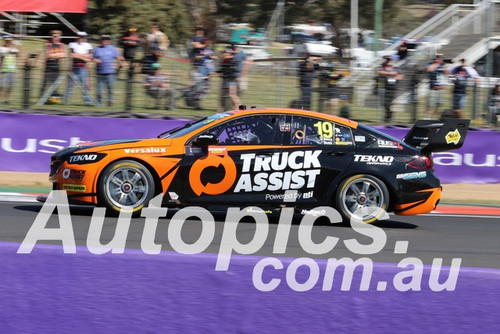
[47,108,469,223]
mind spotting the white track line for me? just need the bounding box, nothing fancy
[422,213,500,219]
[0,193,39,203]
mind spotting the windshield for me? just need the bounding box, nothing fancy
[158,112,232,139]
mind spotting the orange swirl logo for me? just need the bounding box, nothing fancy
[189,149,237,196]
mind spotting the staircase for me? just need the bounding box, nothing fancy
[438,34,487,61]
[339,2,479,88]
[421,0,498,64]
[343,0,500,108]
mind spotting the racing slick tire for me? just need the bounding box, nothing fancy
[335,174,390,224]
[98,160,156,216]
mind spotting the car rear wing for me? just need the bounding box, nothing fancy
[403,119,470,154]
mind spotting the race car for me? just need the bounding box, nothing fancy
[47,108,469,223]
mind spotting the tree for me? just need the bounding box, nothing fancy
[87,0,192,46]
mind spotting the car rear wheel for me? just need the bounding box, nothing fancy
[99,160,156,215]
[335,174,390,224]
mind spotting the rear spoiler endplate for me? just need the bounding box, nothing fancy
[403,119,470,154]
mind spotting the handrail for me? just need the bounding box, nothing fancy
[407,0,493,64]
[384,4,477,55]
[430,0,491,44]
[400,4,474,41]
[339,4,475,86]
[339,1,493,86]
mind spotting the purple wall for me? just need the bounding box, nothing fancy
[0,111,499,183]
[0,112,189,173]
[0,242,498,333]
[382,128,500,184]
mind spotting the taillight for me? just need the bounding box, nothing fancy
[407,156,433,170]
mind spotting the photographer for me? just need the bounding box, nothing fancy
[426,54,449,118]
[450,58,479,119]
[298,53,320,110]
[218,46,239,111]
[489,82,500,126]
[319,62,343,114]
[377,57,404,123]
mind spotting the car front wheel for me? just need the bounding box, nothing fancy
[99,160,156,215]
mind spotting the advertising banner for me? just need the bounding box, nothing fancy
[0,112,498,183]
[381,128,500,184]
[0,0,88,13]
[0,112,189,174]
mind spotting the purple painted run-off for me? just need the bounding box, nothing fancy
[0,242,498,333]
[0,111,499,183]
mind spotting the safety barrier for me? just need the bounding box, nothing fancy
[1,111,499,183]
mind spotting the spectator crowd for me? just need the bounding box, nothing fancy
[0,25,498,126]
[0,24,257,112]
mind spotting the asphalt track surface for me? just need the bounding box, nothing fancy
[1,200,499,269]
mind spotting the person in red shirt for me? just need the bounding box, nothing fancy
[121,26,141,62]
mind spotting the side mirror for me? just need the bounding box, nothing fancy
[193,133,219,150]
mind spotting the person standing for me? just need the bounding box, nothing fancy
[450,58,479,118]
[218,47,239,111]
[377,58,404,123]
[144,23,169,57]
[231,43,252,96]
[190,26,205,67]
[319,63,343,114]
[396,41,408,61]
[40,30,66,97]
[426,54,448,118]
[298,53,320,110]
[198,38,217,78]
[0,36,20,104]
[489,82,500,126]
[121,26,141,62]
[92,35,124,107]
[64,32,93,105]
[194,38,217,106]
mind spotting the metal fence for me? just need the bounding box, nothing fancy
[3,46,500,127]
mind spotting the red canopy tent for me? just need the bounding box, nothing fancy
[0,0,88,13]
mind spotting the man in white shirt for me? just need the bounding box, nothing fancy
[64,31,93,105]
[144,23,169,58]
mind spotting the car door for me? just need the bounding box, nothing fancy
[172,113,287,206]
[274,115,356,206]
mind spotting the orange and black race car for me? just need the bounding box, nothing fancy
[47,108,469,223]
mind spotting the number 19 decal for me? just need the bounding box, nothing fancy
[313,121,334,138]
